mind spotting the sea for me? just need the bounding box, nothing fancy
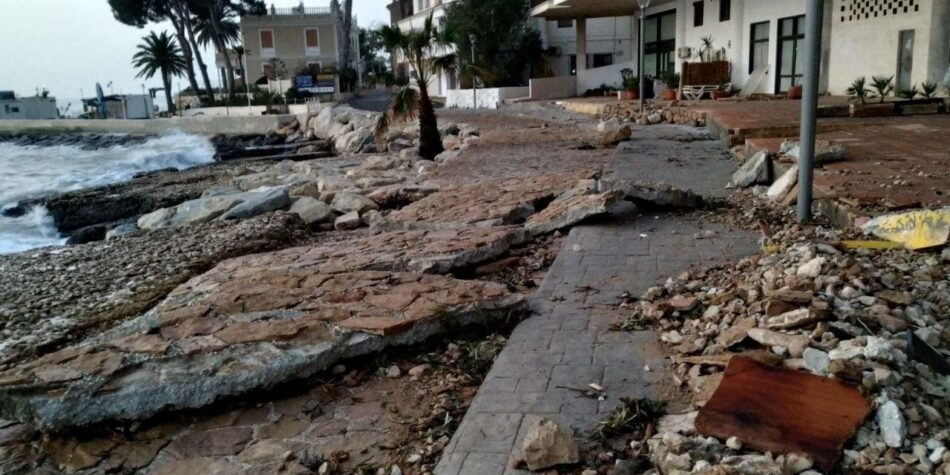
[0,133,216,255]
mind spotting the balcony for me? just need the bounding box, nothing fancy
[265,6,331,16]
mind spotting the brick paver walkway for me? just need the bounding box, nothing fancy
[436,125,761,475]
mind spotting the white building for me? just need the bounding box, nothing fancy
[530,0,950,97]
[0,91,58,120]
[386,0,456,98]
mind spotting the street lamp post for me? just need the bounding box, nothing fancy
[796,0,824,222]
[637,0,651,116]
[469,33,477,109]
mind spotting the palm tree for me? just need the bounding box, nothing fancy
[377,14,456,159]
[133,31,189,114]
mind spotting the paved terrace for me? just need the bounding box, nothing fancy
[436,126,760,475]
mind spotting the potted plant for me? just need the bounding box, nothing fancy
[787,84,803,100]
[659,71,680,100]
[619,68,639,100]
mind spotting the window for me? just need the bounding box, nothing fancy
[10,107,19,113]
[591,53,613,68]
[749,21,769,74]
[262,63,276,79]
[776,15,805,93]
[304,28,320,56]
[557,19,573,28]
[719,0,731,21]
[693,1,704,27]
[642,10,677,78]
[259,29,275,57]
[569,54,576,75]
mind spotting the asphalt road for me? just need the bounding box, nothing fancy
[345,89,391,112]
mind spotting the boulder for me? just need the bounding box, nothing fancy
[730,151,772,188]
[766,165,798,202]
[331,192,379,214]
[333,211,362,230]
[318,175,357,193]
[597,119,621,132]
[522,418,580,470]
[388,138,413,152]
[289,197,334,225]
[219,188,291,221]
[138,195,245,230]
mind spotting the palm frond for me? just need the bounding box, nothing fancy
[432,53,458,73]
[389,86,419,123]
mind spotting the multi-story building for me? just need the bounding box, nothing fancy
[241,1,360,88]
[530,0,949,96]
[386,0,456,98]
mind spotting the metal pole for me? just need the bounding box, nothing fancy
[796,0,824,222]
[470,34,477,109]
[638,2,648,115]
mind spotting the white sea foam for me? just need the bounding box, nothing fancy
[0,132,215,254]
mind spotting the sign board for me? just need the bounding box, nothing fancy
[293,75,315,89]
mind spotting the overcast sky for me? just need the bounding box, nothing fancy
[0,0,389,106]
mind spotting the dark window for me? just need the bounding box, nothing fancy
[569,55,576,75]
[557,19,573,28]
[749,21,769,74]
[642,10,677,77]
[719,0,731,21]
[776,15,805,93]
[693,1,704,27]
[591,53,613,68]
[10,106,19,113]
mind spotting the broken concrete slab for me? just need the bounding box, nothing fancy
[385,172,596,228]
[0,271,525,430]
[767,166,798,202]
[695,357,870,473]
[601,179,704,209]
[780,140,848,164]
[730,151,772,188]
[525,191,623,236]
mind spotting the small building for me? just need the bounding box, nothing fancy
[0,91,58,120]
[81,94,156,119]
[241,1,360,91]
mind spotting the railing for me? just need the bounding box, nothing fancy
[266,6,331,15]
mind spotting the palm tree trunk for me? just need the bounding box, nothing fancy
[177,1,216,103]
[205,3,237,99]
[341,0,353,70]
[416,81,443,160]
[163,74,175,114]
[169,17,202,105]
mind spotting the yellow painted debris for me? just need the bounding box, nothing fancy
[839,240,902,250]
[860,208,950,250]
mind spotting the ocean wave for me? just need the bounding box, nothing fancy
[0,132,216,254]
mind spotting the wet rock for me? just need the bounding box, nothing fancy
[522,418,580,470]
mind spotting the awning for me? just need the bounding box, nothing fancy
[530,0,675,20]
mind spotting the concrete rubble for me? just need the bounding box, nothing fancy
[621,197,949,474]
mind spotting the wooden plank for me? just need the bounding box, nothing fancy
[695,356,870,472]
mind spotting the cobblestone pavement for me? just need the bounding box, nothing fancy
[436,125,760,475]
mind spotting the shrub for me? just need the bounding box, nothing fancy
[847,77,871,104]
[870,75,894,103]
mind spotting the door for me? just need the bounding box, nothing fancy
[896,30,915,92]
[643,10,677,78]
[776,15,805,93]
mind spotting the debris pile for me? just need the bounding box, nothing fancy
[620,208,949,474]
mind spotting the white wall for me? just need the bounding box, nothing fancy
[541,16,636,76]
[577,60,637,93]
[0,97,58,120]
[530,76,578,100]
[183,104,311,117]
[445,87,529,109]
[829,0,947,94]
